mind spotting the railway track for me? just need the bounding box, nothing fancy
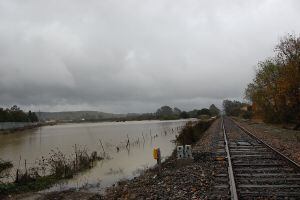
[212,116,300,199]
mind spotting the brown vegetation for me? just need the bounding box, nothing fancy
[176,119,215,145]
[0,146,103,196]
[245,33,300,126]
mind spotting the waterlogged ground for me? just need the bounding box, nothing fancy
[0,120,189,193]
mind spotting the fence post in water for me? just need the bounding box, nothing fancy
[99,139,106,155]
[142,132,145,142]
[24,159,27,175]
[15,169,19,183]
[75,144,78,169]
[126,134,130,149]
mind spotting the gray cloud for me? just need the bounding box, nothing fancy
[1,0,300,113]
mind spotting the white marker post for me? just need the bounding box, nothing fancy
[177,146,184,159]
[176,145,193,167]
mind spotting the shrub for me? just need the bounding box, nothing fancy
[176,119,214,145]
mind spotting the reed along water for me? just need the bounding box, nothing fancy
[0,119,190,192]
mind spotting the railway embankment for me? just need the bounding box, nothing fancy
[233,117,300,165]
[103,119,218,199]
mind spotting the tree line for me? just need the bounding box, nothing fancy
[223,33,299,127]
[155,104,220,120]
[245,34,299,124]
[153,104,219,120]
[120,104,220,121]
[0,105,38,122]
[222,100,252,119]
[0,104,220,123]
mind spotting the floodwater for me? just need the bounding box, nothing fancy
[0,119,189,192]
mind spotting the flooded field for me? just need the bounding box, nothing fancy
[0,120,189,192]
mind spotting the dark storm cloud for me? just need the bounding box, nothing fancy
[1,0,300,113]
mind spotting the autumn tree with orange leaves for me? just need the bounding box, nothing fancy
[245,34,300,126]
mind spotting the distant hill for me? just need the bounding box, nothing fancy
[38,111,125,122]
[37,104,220,122]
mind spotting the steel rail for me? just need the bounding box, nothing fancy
[229,117,300,169]
[221,117,238,200]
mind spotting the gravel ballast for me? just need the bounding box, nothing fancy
[103,119,224,199]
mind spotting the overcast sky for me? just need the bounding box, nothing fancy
[1,0,300,113]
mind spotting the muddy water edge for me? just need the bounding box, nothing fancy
[0,119,191,197]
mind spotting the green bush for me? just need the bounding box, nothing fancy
[176,119,214,145]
